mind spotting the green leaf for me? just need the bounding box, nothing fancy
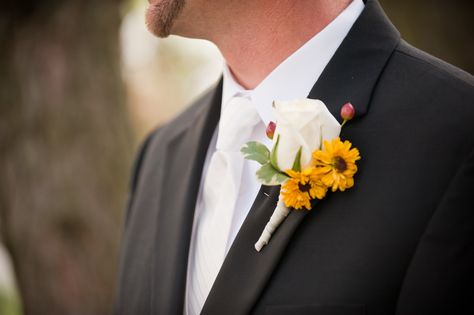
[241,141,270,165]
[292,146,303,172]
[270,134,281,172]
[256,163,289,186]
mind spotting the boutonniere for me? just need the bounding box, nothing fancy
[241,100,361,252]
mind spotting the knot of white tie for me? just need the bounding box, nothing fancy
[216,96,260,151]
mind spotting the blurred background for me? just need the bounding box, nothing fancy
[0,0,472,314]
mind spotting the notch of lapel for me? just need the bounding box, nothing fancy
[308,0,400,121]
[202,1,400,314]
[150,79,222,314]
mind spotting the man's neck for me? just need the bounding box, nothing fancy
[212,0,352,89]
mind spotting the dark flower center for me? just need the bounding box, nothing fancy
[333,156,347,172]
[298,183,312,192]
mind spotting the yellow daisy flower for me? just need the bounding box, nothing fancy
[312,137,361,192]
[281,168,328,210]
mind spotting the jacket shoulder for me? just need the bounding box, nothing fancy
[378,40,474,122]
[128,79,221,193]
[393,40,473,89]
[372,40,474,151]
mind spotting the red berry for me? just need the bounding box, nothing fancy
[340,102,355,121]
[266,121,276,139]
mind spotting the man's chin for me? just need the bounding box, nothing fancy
[145,4,169,38]
[145,0,185,38]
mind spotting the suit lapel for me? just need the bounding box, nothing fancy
[201,185,308,315]
[202,1,400,314]
[150,80,222,314]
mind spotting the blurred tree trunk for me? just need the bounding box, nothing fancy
[0,1,132,314]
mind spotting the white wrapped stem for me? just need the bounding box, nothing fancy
[254,197,291,252]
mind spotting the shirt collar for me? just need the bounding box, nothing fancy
[221,0,365,126]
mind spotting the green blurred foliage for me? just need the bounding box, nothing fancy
[0,289,22,315]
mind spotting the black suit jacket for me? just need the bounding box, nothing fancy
[115,1,474,314]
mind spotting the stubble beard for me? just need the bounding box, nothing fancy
[145,0,186,38]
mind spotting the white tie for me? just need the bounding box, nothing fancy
[186,96,260,315]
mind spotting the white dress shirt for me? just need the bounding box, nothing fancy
[184,1,365,313]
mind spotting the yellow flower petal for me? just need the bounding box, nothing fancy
[311,138,361,192]
[282,167,328,210]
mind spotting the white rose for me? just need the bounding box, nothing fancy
[272,99,341,171]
